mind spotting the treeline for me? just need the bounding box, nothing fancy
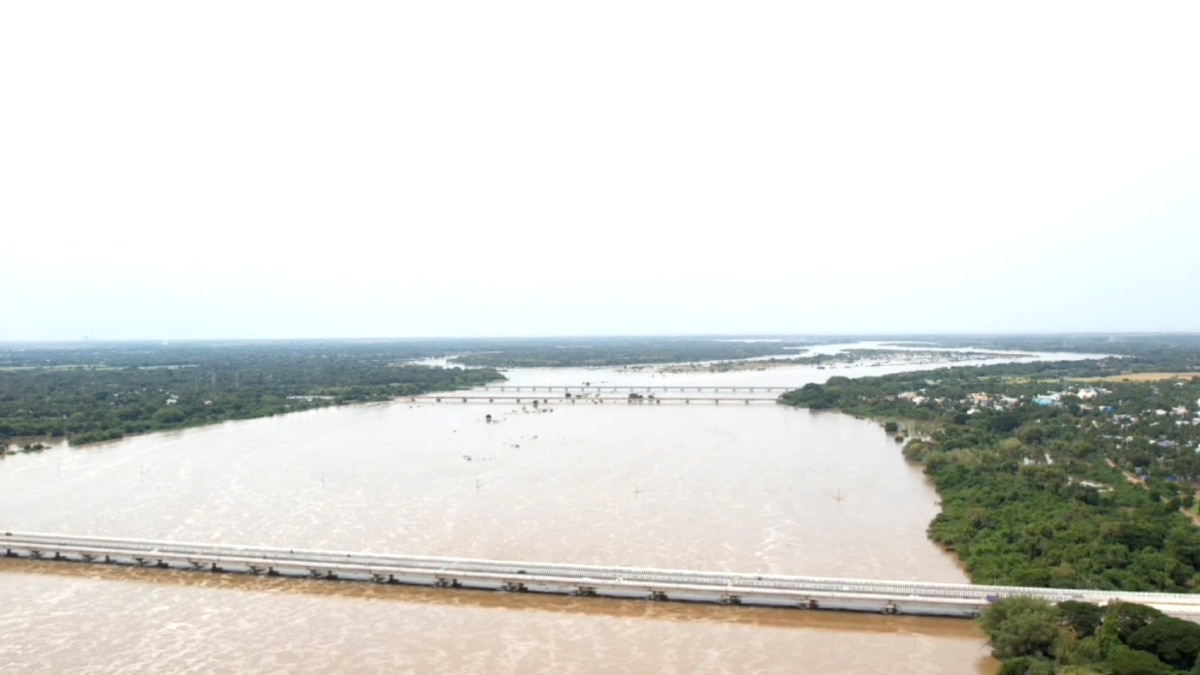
[781,359,1200,592]
[982,596,1200,674]
[0,339,457,369]
[448,337,818,368]
[908,334,1200,373]
[925,436,1200,591]
[0,342,502,446]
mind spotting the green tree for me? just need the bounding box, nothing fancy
[1126,617,1200,671]
[981,597,1063,660]
[1102,645,1175,675]
[998,657,1054,675]
[1054,634,1102,669]
[1100,602,1167,647]
[1058,601,1104,638]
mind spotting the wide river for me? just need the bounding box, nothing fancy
[0,344,1100,673]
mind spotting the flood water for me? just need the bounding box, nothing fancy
[0,345,1096,673]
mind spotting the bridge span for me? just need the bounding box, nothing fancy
[410,395,780,405]
[6,531,1200,620]
[482,385,794,394]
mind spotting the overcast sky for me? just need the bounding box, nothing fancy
[2,2,1198,340]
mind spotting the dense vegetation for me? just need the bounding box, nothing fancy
[781,352,1200,592]
[780,338,1200,673]
[446,337,819,367]
[981,597,1200,674]
[899,334,1200,374]
[0,341,502,447]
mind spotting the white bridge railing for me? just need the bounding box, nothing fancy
[5,531,1200,619]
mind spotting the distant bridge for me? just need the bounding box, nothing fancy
[481,385,795,393]
[6,531,1200,620]
[411,395,781,405]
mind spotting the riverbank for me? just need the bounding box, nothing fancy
[780,358,1200,592]
[0,341,504,448]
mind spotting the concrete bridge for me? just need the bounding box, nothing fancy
[411,395,781,405]
[482,385,794,394]
[6,531,1200,620]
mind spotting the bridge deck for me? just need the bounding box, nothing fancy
[483,385,794,393]
[411,395,780,405]
[6,531,1200,619]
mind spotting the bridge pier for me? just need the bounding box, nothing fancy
[4,530,1106,620]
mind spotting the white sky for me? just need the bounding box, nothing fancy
[2,2,1198,340]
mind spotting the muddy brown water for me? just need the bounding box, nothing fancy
[2,345,1098,672]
